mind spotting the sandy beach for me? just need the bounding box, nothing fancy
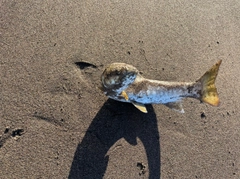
[1,1,239,178]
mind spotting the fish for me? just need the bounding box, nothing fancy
[100,60,222,113]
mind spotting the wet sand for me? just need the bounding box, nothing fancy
[0,1,239,178]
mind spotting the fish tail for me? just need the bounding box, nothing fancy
[197,60,222,106]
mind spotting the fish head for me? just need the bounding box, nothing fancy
[100,63,139,94]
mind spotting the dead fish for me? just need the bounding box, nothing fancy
[100,60,222,113]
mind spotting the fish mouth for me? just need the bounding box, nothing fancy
[98,85,105,92]
[98,84,120,96]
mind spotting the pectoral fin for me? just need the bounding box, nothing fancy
[121,90,129,101]
[132,102,148,113]
[165,101,185,113]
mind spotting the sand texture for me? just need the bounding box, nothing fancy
[0,1,239,178]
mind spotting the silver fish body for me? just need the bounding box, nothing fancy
[100,61,221,113]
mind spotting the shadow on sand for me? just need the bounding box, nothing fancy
[68,99,161,179]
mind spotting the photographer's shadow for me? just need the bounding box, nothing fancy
[68,99,161,179]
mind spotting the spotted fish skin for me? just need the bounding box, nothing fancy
[100,61,221,113]
[122,77,201,104]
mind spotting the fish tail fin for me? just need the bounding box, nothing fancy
[197,60,222,106]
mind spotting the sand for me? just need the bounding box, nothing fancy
[0,0,239,178]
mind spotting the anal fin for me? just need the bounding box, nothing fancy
[132,102,148,113]
[165,101,185,113]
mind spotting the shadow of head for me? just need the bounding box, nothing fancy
[68,99,161,179]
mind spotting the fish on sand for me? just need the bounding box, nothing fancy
[100,60,222,113]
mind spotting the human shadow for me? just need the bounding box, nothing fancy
[68,99,161,179]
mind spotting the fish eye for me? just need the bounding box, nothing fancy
[104,76,120,86]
